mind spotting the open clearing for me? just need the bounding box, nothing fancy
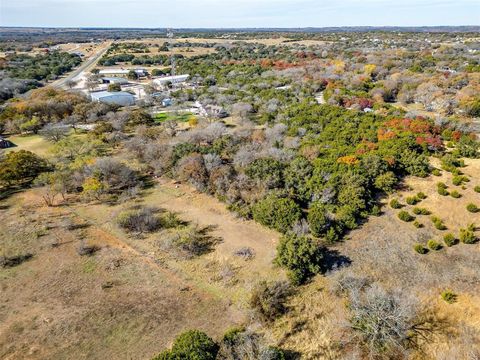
[0,178,284,359]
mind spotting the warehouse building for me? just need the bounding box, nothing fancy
[98,68,147,77]
[101,77,129,85]
[153,74,190,87]
[90,91,136,106]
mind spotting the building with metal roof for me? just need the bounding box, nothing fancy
[90,91,135,106]
[153,74,189,87]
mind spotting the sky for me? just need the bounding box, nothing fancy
[1,0,479,28]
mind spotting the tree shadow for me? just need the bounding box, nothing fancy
[320,248,352,274]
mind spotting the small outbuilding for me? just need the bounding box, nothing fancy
[0,136,13,149]
[90,91,136,106]
[101,77,129,85]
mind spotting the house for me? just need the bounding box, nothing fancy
[90,91,136,106]
[152,74,190,87]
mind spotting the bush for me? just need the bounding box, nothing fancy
[413,244,428,254]
[441,289,457,304]
[162,225,219,258]
[466,203,479,213]
[427,239,442,251]
[252,195,302,234]
[437,182,447,190]
[0,253,33,268]
[450,190,461,198]
[406,196,419,205]
[459,228,476,244]
[441,233,455,247]
[117,207,163,234]
[431,216,447,230]
[452,175,469,186]
[218,328,286,360]
[389,198,402,209]
[437,187,449,196]
[474,185,480,193]
[413,221,423,228]
[374,171,397,193]
[152,330,218,360]
[412,207,430,215]
[431,169,441,176]
[275,234,324,284]
[249,281,291,323]
[416,192,427,200]
[307,202,330,237]
[398,211,414,222]
[348,285,419,355]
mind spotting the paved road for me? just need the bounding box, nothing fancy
[51,43,110,89]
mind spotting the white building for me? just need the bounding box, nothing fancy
[153,74,190,87]
[101,77,129,85]
[98,68,147,77]
[90,91,135,106]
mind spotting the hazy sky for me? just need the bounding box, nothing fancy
[1,0,479,28]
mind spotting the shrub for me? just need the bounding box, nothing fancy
[374,171,397,193]
[437,182,447,190]
[466,203,479,213]
[474,185,480,193]
[437,187,449,196]
[436,182,449,195]
[162,225,219,258]
[249,281,291,323]
[412,207,430,215]
[218,328,286,360]
[275,234,324,284]
[443,233,457,247]
[152,330,219,360]
[413,244,428,254]
[406,196,419,205]
[452,175,469,186]
[389,198,402,209]
[432,169,441,176]
[416,192,427,200]
[117,207,162,234]
[431,216,447,230]
[398,211,414,222]
[441,289,457,304]
[0,253,33,268]
[307,202,330,237]
[348,285,419,355]
[459,228,477,244]
[450,190,461,198]
[427,239,442,251]
[413,221,423,228]
[252,195,302,233]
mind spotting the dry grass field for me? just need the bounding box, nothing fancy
[0,176,287,359]
[0,189,244,360]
